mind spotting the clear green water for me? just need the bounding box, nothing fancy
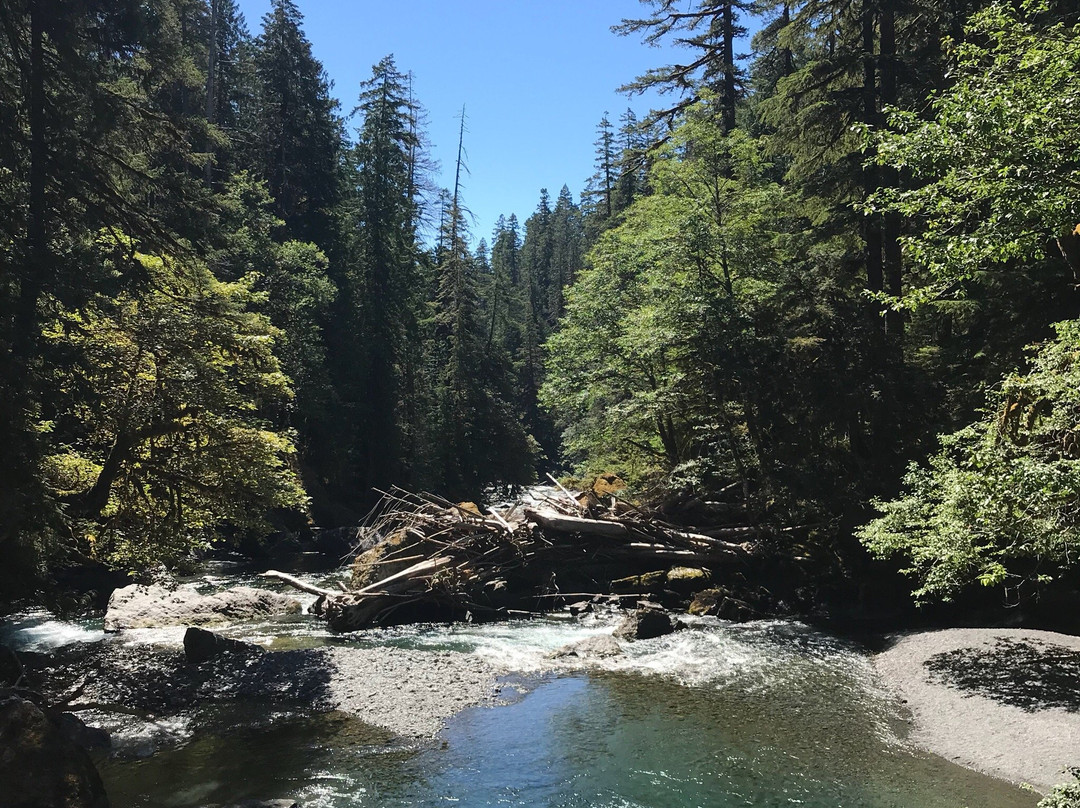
[83,611,1036,808]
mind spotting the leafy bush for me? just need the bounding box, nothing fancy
[859,321,1080,602]
[1036,769,1080,808]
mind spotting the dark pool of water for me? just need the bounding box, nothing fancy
[97,669,1036,808]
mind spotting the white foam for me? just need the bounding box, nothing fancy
[0,611,104,651]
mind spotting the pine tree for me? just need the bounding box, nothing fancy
[426,113,534,497]
[549,186,583,322]
[202,0,252,184]
[341,55,425,492]
[615,0,751,130]
[583,114,616,234]
[249,0,341,244]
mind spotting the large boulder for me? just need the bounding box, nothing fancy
[613,608,679,641]
[0,694,110,808]
[183,627,264,665]
[665,566,711,596]
[105,584,301,631]
[350,529,442,590]
[550,634,623,660]
[688,587,760,622]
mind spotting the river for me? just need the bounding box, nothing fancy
[1,565,1037,808]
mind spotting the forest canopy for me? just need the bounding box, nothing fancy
[2,0,1079,610]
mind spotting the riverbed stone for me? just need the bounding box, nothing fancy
[688,588,758,622]
[550,634,623,660]
[183,627,264,665]
[567,600,593,616]
[0,693,110,808]
[104,584,301,631]
[613,608,678,641]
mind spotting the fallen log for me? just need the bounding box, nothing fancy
[524,508,630,538]
[353,556,452,595]
[259,570,336,599]
[299,486,766,632]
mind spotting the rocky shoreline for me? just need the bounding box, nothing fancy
[873,627,1080,793]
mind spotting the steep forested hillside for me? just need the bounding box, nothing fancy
[2,0,1079,610]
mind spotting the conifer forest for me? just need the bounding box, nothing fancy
[4,0,1080,611]
[7,1,1080,806]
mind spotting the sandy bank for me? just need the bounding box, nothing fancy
[874,627,1080,792]
[325,646,501,737]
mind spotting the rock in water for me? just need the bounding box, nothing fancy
[550,635,623,660]
[613,608,678,641]
[0,644,22,686]
[183,627,264,665]
[0,694,110,808]
[688,588,758,622]
[105,584,301,631]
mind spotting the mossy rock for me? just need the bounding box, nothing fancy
[666,566,710,583]
[665,566,711,596]
[351,529,427,589]
[591,472,627,498]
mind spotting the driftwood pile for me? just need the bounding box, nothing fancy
[266,478,764,632]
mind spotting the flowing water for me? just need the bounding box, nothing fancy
[1,567,1037,808]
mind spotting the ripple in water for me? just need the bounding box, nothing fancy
[5,580,1038,808]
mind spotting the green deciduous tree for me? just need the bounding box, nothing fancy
[865,0,1080,308]
[857,1,1080,603]
[859,320,1080,601]
[42,240,305,569]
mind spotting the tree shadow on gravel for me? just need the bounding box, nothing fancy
[20,642,337,716]
[924,638,1080,712]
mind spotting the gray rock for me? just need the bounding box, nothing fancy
[550,634,623,660]
[0,643,22,686]
[687,588,759,622]
[183,627,264,665]
[0,694,110,808]
[105,584,301,631]
[55,712,111,751]
[567,600,593,616]
[613,608,678,641]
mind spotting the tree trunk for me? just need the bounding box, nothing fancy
[879,0,903,336]
[861,0,884,297]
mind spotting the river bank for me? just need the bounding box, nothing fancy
[873,627,1080,793]
[0,566,1060,807]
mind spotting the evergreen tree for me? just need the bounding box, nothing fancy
[0,0,211,581]
[249,0,341,244]
[202,0,253,184]
[549,186,583,324]
[615,0,751,130]
[340,54,425,493]
[583,114,616,235]
[426,114,534,497]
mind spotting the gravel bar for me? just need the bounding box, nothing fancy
[874,627,1080,792]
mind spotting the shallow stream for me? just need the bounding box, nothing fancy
[1,566,1037,808]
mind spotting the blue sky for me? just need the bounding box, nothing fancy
[234,0,694,245]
